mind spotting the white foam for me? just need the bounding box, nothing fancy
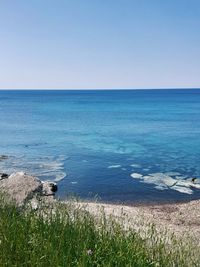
[35,171,66,181]
[130,173,143,179]
[108,165,122,169]
[71,181,78,184]
[54,172,66,182]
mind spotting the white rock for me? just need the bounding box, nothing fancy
[108,165,121,169]
[171,185,193,195]
[130,173,143,179]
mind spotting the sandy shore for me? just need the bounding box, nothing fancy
[74,198,200,243]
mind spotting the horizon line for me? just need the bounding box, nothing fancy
[0,87,200,91]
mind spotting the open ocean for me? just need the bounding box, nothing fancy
[1,89,200,204]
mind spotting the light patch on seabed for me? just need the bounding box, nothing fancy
[130,164,141,168]
[34,171,67,182]
[108,165,122,169]
[130,171,200,195]
[164,172,181,176]
[148,173,177,187]
[176,179,200,189]
[171,185,193,194]
[57,155,69,161]
[0,154,67,183]
[54,172,67,182]
[154,185,167,190]
[39,162,64,171]
[130,173,143,179]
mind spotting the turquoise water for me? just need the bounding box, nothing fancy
[1,89,200,204]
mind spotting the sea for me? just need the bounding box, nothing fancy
[1,89,200,204]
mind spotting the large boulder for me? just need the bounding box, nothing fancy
[0,172,42,205]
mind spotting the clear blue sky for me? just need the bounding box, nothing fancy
[0,0,200,89]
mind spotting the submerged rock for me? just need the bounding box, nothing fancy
[0,155,8,161]
[50,182,58,192]
[130,173,143,179]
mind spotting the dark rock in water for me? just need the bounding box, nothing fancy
[192,178,196,183]
[24,142,48,148]
[49,183,58,192]
[42,181,57,196]
[0,173,9,180]
[0,155,8,161]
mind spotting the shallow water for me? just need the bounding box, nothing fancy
[1,89,200,204]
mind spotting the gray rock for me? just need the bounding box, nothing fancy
[0,172,42,205]
[42,181,57,196]
[0,171,58,206]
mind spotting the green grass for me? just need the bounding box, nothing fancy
[0,195,199,267]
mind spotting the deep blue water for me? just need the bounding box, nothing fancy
[1,89,200,204]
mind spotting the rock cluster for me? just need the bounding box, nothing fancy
[0,173,9,180]
[0,171,57,206]
[0,155,8,161]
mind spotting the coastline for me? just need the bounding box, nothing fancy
[1,171,200,242]
[78,198,200,241]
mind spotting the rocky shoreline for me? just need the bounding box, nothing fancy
[0,171,57,207]
[1,170,200,242]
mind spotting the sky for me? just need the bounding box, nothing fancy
[0,0,200,89]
